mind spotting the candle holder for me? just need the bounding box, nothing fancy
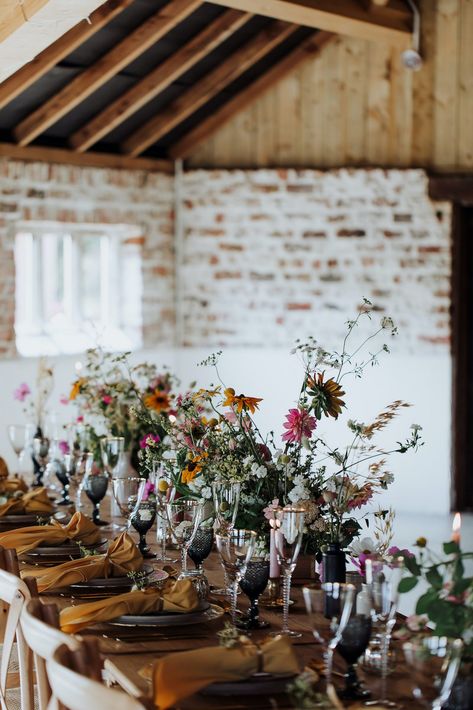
[259,577,293,608]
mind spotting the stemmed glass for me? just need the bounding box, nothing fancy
[238,558,270,630]
[112,476,146,531]
[403,636,463,709]
[150,464,175,562]
[101,437,125,529]
[166,499,203,576]
[216,529,256,627]
[55,451,70,505]
[83,468,109,526]
[32,436,49,487]
[188,526,214,571]
[130,497,157,558]
[303,583,356,693]
[7,425,28,475]
[212,481,241,595]
[272,505,305,637]
[364,557,404,708]
[68,451,90,510]
[337,613,372,699]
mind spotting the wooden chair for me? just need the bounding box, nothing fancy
[46,640,150,710]
[0,547,37,710]
[20,599,80,710]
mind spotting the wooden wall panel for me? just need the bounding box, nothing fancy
[187,0,473,171]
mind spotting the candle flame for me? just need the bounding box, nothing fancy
[452,512,461,532]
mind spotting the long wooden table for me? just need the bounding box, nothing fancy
[22,512,419,709]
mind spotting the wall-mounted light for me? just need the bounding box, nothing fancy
[401,0,423,70]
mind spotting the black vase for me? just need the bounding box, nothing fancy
[322,542,346,583]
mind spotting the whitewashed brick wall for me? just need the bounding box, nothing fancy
[0,160,175,357]
[0,163,451,358]
[181,168,451,353]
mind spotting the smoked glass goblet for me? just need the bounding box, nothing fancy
[188,526,214,571]
[83,470,109,526]
[32,436,50,487]
[338,614,372,700]
[130,498,157,558]
[238,558,270,630]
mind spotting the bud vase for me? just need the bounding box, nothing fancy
[322,542,346,583]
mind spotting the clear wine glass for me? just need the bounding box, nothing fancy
[83,469,109,526]
[403,636,463,709]
[166,499,203,575]
[130,498,157,558]
[272,505,305,637]
[212,481,241,595]
[150,463,176,562]
[112,476,146,530]
[7,425,28,475]
[238,558,270,630]
[101,437,126,530]
[216,529,256,627]
[303,582,356,693]
[364,557,404,708]
[32,436,50,487]
[69,451,91,510]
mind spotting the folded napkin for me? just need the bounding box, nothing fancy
[0,511,101,555]
[0,476,28,495]
[0,487,54,517]
[24,531,143,592]
[60,578,199,633]
[151,635,299,709]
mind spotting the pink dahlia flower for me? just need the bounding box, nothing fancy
[139,433,161,449]
[14,382,30,402]
[282,407,317,443]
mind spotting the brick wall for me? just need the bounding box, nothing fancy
[181,168,451,353]
[0,160,175,357]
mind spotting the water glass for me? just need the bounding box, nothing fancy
[238,558,270,630]
[83,470,109,526]
[166,499,203,575]
[216,529,256,626]
[130,498,157,558]
[272,505,305,637]
[403,636,463,709]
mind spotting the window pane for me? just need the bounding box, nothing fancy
[79,234,102,322]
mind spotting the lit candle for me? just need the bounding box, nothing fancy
[269,519,280,579]
[452,512,461,545]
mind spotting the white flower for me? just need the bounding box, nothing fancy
[200,486,212,500]
[349,537,378,557]
[251,463,267,480]
[379,472,394,486]
[411,424,422,432]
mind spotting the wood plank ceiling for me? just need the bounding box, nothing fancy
[0,0,413,172]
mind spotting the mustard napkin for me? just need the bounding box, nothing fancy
[0,487,54,517]
[0,511,101,555]
[60,578,199,633]
[0,476,28,495]
[151,635,299,709]
[24,532,143,592]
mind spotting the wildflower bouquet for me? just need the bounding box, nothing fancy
[68,348,178,467]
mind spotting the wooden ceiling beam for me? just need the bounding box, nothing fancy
[206,0,411,45]
[13,0,202,147]
[0,142,174,173]
[122,20,298,157]
[169,31,334,159]
[0,0,135,110]
[0,0,50,43]
[69,9,251,152]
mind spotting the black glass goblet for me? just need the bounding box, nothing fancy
[130,500,157,558]
[238,559,270,630]
[188,527,214,570]
[55,461,70,505]
[337,615,372,700]
[83,471,109,526]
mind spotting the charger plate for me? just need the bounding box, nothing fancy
[0,509,67,531]
[108,602,224,627]
[24,538,108,565]
[201,672,295,696]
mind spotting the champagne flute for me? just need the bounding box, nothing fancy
[303,583,356,694]
[7,425,28,475]
[272,505,305,637]
[212,481,240,595]
[364,557,404,708]
[83,469,109,526]
[166,499,203,575]
[403,636,463,709]
[216,529,256,627]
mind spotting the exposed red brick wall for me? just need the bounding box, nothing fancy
[180,169,451,352]
[0,160,174,357]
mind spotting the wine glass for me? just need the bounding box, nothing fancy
[100,436,125,474]
[303,583,356,693]
[83,469,109,526]
[112,476,146,530]
[403,636,463,709]
[337,613,372,700]
[7,425,28,475]
[216,529,256,627]
[212,481,240,595]
[32,436,50,487]
[166,499,203,575]
[150,464,175,562]
[130,497,157,558]
[272,505,305,637]
[54,451,70,505]
[364,557,404,708]
[238,558,270,630]
[188,525,214,571]
[68,451,90,510]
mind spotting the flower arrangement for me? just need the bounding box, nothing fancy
[68,348,178,468]
[136,301,422,552]
[13,358,54,433]
[397,537,473,660]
